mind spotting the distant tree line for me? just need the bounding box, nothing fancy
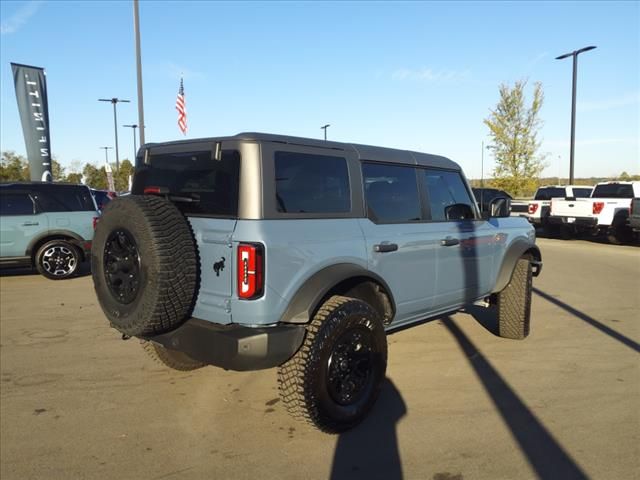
[1,151,134,192]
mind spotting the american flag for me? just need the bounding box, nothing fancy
[176,77,187,135]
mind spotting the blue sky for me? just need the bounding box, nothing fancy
[1,0,638,179]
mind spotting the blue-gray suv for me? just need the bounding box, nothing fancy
[1,182,98,279]
[92,133,542,432]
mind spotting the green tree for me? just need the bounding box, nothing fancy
[0,151,30,181]
[65,172,83,184]
[51,159,65,181]
[484,80,546,197]
[618,171,631,181]
[82,163,108,190]
[113,159,134,192]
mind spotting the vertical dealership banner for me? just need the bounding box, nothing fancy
[11,63,53,182]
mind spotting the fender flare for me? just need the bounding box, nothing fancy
[280,263,396,324]
[26,230,86,258]
[492,240,541,293]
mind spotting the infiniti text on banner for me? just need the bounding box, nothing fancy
[11,63,53,182]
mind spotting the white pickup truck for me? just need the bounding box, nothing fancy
[548,181,640,243]
[527,185,594,231]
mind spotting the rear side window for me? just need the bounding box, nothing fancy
[0,193,35,215]
[362,163,421,223]
[422,170,475,221]
[275,151,350,214]
[33,186,95,212]
[592,183,634,198]
[133,149,240,217]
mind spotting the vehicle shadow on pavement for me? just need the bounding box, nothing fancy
[441,317,588,480]
[330,378,406,480]
[533,288,640,353]
[0,261,91,279]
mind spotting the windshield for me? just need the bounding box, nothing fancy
[132,149,240,217]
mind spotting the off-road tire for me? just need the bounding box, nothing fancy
[35,239,80,280]
[277,295,387,434]
[496,257,532,340]
[608,214,632,245]
[91,195,198,337]
[141,340,205,371]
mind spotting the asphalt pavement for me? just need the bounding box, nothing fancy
[1,238,638,480]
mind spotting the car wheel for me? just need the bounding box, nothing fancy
[496,257,532,340]
[277,295,387,433]
[141,340,205,371]
[35,240,80,280]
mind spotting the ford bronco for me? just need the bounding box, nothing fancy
[91,133,542,433]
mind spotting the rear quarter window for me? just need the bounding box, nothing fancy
[275,151,350,214]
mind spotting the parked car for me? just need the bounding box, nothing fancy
[527,185,594,232]
[0,182,99,279]
[549,181,640,244]
[471,187,528,216]
[628,198,640,240]
[91,189,117,211]
[92,132,542,433]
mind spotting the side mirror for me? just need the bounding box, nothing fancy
[444,203,475,220]
[487,197,511,218]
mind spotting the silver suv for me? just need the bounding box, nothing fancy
[91,133,542,432]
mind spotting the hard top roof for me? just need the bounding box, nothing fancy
[143,132,460,171]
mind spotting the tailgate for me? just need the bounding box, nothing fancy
[551,198,592,217]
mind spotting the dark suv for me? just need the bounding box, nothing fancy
[0,182,98,279]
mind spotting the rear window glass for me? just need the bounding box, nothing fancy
[33,186,95,212]
[133,149,240,217]
[0,193,35,215]
[573,188,593,198]
[592,184,634,198]
[535,188,565,200]
[362,163,421,223]
[275,151,350,214]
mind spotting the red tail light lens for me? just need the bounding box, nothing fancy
[593,202,605,214]
[528,203,539,214]
[93,217,99,230]
[237,243,264,300]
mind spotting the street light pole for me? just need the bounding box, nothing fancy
[99,98,130,173]
[555,45,596,184]
[123,124,138,160]
[133,0,146,147]
[321,124,330,141]
[100,146,113,164]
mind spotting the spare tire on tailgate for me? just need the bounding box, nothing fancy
[91,195,198,337]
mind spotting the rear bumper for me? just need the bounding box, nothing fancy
[142,318,306,371]
[547,216,597,228]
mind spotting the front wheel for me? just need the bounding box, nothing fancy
[35,240,80,280]
[277,296,387,433]
[496,257,532,340]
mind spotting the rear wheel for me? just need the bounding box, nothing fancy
[35,240,80,280]
[608,214,632,245]
[496,257,532,340]
[141,340,205,371]
[277,296,387,433]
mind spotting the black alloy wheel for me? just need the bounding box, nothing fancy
[327,326,375,406]
[103,229,141,304]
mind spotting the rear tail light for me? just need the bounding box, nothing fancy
[593,202,605,214]
[237,243,264,300]
[528,203,539,214]
[93,217,99,230]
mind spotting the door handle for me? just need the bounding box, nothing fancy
[22,222,39,226]
[374,243,398,253]
[440,237,460,247]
